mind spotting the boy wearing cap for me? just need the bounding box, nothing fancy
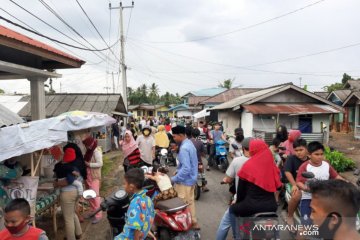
[171,126,200,230]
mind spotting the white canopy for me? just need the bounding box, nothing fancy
[193,108,210,119]
[0,118,68,162]
[50,111,116,132]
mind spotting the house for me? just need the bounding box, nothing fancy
[210,83,342,143]
[326,90,353,132]
[128,104,170,119]
[168,103,201,118]
[18,93,127,120]
[342,91,360,139]
[183,87,227,107]
[314,92,328,99]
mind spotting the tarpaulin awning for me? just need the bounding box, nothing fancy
[243,103,341,115]
[0,103,24,127]
[0,118,67,162]
[193,108,210,119]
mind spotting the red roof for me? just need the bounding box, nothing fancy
[243,103,341,115]
[0,25,83,63]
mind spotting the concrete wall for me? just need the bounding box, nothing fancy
[252,114,298,132]
[218,110,241,135]
[177,110,193,117]
[241,111,254,137]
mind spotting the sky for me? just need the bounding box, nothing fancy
[0,0,360,95]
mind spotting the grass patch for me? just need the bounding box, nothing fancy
[101,155,113,176]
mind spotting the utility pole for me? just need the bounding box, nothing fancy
[299,77,302,88]
[110,1,134,124]
[112,72,115,94]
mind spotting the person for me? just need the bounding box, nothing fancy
[269,138,282,167]
[149,120,157,137]
[154,125,170,149]
[296,141,344,227]
[280,129,301,158]
[112,119,120,150]
[120,130,142,171]
[164,120,172,133]
[145,165,177,204]
[275,125,288,143]
[119,121,127,139]
[83,136,103,224]
[283,138,308,227]
[216,137,252,240]
[114,168,155,240]
[140,117,146,130]
[171,125,199,230]
[229,139,282,232]
[309,180,360,240]
[54,148,83,196]
[190,128,209,192]
[53,147,83,240]
[130,122,138,140]
[136,126,155,166]
[229,128,244,159]
[208,122,226,168]
[0,198,48,240]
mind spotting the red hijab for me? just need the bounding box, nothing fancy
[237,139,282,192]
[83,136,98,163]
[282,130,301,156]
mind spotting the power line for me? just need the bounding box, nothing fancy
[74,0,121,63]
[129,0,326,44]
[125,7,133,41]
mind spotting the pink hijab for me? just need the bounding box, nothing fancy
[121,130,138,158]
[282,130,301,156]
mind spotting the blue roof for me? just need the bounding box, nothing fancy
[168,104,189,111]
[189,87,227,97]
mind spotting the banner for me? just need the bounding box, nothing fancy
[6,176,39,217]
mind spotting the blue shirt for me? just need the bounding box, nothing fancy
[171,138,198,186]
[211,130,224,143]
[115,189,155,240]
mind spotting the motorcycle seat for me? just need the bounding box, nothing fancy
[250,212,278,218]
[156,197,188,212]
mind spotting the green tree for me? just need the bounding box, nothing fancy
[323,83,344,93]
[303,85,308,91]
[149,83,159,104]
[0,88,4,94]
[218,78,234,89]
[342,73,353,85]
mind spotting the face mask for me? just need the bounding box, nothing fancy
[318,212,342,240]
[143,130,150,136]
[6,219,29,235]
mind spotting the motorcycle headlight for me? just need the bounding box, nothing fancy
[220,152,226,156]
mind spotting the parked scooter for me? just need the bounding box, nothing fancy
[155,147,177,167]
[83,189,130,239]
[194,163,207,201]
[214,140,229,171]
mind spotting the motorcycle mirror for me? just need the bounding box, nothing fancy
[160,148,168,156]
[231,143,239,150]
[83,189,96,199]
[301,171,315,179]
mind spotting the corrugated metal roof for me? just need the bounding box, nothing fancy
[211,85,285,110]
[188,96,210,105]
[0,95,28,114]
[344,80,360,90]
[0,103,24,127]
[331,90,351,102]
[18,93,126,118]
[187,87,227,97]
[201,88,262,104]
[243,103,340,114]
[314,92,328,99]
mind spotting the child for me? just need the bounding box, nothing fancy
[0,198,48,239]
[296,141,344,226]
[269,138,282,167]
[115,168,155,240]
[284,138,308,227]
[145,165,177,204]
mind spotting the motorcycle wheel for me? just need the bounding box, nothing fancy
[194,184,201,201]
[159,228,171,240]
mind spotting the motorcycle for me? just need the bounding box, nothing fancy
[194,163,207,201]
[214,140,229,171]
[156,147,177,167]
[83,188,130,239]
[141,166,200,240]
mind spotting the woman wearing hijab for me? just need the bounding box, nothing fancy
[120,130,141,172]
[280,129,302,158]
[155,125,170,149]
[229,139,282,231]
[82,136,103,224]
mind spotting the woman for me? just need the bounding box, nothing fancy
[154,125,170,149]
[275,125,288,143]
[229,139,282,230]
[280,129,302,158]
[120,130,141,172]
[53,147,83,240]
[83,136,103,224]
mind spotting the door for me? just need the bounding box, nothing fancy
[299,115,312,133]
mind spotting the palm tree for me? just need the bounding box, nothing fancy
[218,78,234,89]
[149,83,159,104]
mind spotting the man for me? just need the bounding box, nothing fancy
[171,125,199,229]
[112,117,120,150]
[309,180,360,240]
[208,122,226,168]
[216,137,253,240]
[191,128,209,192]
[229,128,244,159]
[136,126,155,166]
